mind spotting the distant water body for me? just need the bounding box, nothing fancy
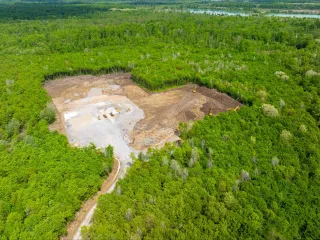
[189,9,320,19]
[189,9,250,16]
[266,13,320,19]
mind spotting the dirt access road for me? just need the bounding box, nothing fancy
[61,157,120,240]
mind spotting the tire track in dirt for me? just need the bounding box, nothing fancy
[61,157,121,240]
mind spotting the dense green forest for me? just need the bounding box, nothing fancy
[0,3,319,239]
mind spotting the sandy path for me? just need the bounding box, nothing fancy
[61,157,121,240]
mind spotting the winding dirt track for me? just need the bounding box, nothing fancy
[61,158,121,240]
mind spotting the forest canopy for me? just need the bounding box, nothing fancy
[0,3,319,240]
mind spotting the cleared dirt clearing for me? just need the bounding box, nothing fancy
[44,73,241,152]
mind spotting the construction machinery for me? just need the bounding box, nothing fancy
[126,108,131,112]
[227,106,240,112]
[208,107,213,116]
[192,86,197,93]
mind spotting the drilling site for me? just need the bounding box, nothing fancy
[44,73,241,168]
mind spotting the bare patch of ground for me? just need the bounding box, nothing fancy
[44,73,241,153]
